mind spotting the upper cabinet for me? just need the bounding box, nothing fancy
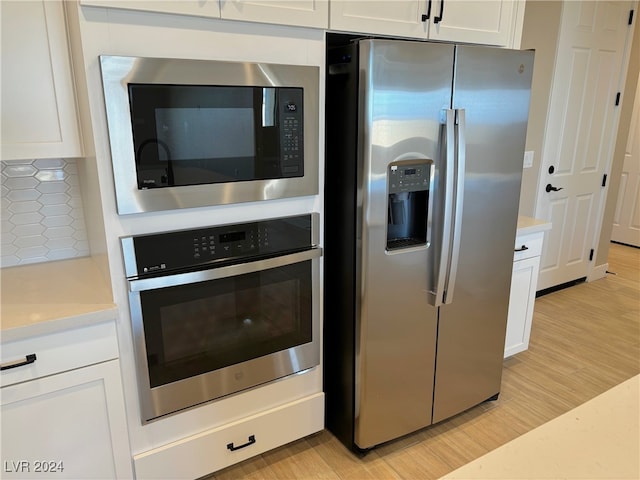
[80,0,329,29]
[329,1,429,38]
[220,0,328,28]
[329,0,525,48]
[79,0,221,19]
[79,1,523,47]
[1,1,83,161]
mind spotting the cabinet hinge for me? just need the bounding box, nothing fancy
[589,249,594,261]
[602,173,608,187]
[629,9,634,25]
[615,92,621,106]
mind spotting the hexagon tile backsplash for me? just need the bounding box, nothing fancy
[1,159,89,268]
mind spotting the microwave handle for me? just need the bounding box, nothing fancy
[128,248,321,292]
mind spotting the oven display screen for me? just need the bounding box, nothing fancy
[220,231,246,243]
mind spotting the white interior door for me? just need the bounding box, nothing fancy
[612,71,640,247]
[535,1,636,291]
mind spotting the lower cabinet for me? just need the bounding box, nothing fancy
[1,321,133,479]
[505,231,544,358]
[133,393,324,479]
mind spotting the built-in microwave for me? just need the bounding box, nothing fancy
[99,56,319,215]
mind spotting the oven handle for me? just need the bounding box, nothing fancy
[128,248,322,292]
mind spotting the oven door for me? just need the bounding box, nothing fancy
[128,248,321,423]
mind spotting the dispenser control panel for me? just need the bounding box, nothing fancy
[388,161,431,194]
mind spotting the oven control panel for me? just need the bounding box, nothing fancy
[191,226,270,262]
[123,214,314,278]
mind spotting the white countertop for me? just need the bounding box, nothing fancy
[517,215,552,236]
[0,257,117,342]
[441,374,640,479]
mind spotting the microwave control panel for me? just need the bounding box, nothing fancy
[279,88,304,176]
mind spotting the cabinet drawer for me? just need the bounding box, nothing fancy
[134,393,324,479]
[513,232,544,261]
[0,321,118,388]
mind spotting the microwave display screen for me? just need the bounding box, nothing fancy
[128,84,304,190]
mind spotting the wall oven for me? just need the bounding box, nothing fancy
[121,214,321,423]
[100,56,319,215]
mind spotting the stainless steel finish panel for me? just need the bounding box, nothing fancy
[128,248,321,292]
[354,39,455,448]
[432,46,534,423]
[128,252,321,423]
[444,108,466,304]
[121,236,137,278]
[99,56,319,215]
[432,108,456,307]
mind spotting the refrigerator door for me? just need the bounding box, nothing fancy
[432,46,534,423]
[355,39,454,448]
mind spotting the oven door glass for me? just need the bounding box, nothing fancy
[139,260,312,389]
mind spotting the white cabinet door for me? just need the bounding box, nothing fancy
[79,0,221,18]
[428,0,521,47]
[329,1,429,38]
[81,0,327,28]
[1,360,133,479]
[1,1,82,161]
[329,0,523,47]
[220,0,328,28]
[504,256,539,358]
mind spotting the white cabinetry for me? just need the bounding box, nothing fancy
[0,321,133,479]
[220,0,328,28]
[134,394,324,479]
[80,0,329,29]
[504,230,544,358]
[0,1,82,161]
[80,0,221,18]
[329,0,525,48]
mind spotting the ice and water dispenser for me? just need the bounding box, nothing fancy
[386,160,433,251]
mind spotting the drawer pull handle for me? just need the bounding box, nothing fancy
[227,435,256,452]
[1,353,37,371]
[515,245,529,252]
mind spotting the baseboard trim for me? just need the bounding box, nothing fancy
[588,263,608,282]
[536,277,586,298]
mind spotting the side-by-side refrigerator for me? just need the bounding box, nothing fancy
[324,37,534,452]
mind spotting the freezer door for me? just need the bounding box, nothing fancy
[432,46,534,423]
[355,39,454,448]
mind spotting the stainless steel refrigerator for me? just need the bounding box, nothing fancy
[323,36,534,452]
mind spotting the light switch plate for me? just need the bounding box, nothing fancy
[523,151,534,169]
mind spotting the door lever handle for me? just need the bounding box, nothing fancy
[545,183,564,193]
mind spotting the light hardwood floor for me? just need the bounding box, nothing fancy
[209,242,640,480]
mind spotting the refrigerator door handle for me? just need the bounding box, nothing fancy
[433,108,456,306]
[443,109,466,304]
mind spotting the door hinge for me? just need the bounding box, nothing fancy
[629,9,634,25]
[589,249,594,261]
[615,92,621,106]
[602,173,608,187]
